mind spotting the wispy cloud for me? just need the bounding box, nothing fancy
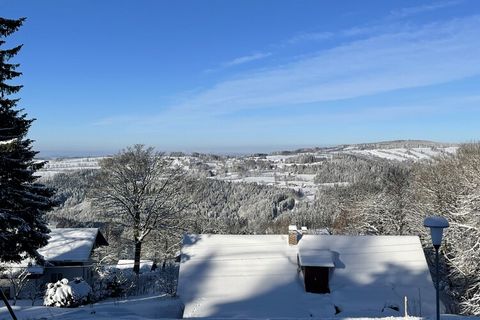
[388,0,463,19]
[285,31,334,45]
[96,15,480,128]
[169,15,480,115]
[222,52,272,67]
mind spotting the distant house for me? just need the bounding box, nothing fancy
[38,228,108,283]
[177,226,438,318]
[0,228,108,299]
[116,260,157,273]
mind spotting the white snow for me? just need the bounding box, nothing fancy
[37,157,104,178]
[178,234,437,318]
[44,278,92,307]
[38,228,101,262]
[345,147,458,162]
[116,260,155,273]
[298,249,335,267]
[1,258,43,276]
[0,138,16,145]
[0,295,184,319]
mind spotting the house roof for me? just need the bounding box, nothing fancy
[298,248,335,267]
[116,260,156,273]
[38,228,108,263]
[178,234,437,318]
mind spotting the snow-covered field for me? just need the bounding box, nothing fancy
[36,144,457,178]
[36,143,457,203]
[2,298,479,319]
[343,147,458,162]
[33,142,456,207]
[37,157,103,178]
[0,295,183,320]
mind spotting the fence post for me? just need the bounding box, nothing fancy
[0,289,17,320]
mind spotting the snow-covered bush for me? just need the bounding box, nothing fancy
[44,278,92,307]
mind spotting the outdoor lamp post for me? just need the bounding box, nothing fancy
[424,216,449,320]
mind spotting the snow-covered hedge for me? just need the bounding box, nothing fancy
[92,263,179,299]
[92,266,136,300]
[44,278,92,307]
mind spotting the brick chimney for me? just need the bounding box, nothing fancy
[288,225,299,245]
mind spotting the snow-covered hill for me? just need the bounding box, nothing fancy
[342,146,458,162]
[36,141,458,203]
[37,157,104,178]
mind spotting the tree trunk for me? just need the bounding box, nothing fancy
[133,241,142,274]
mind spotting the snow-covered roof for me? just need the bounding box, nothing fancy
[27,265,45,275]
[38,228,108,263]
[298,249,335,267]
[116,260,156,273]
[178,234,437,318]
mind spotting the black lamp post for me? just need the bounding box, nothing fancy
[424,216,449,320]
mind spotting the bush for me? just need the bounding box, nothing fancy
[44,278,92,307]
[92,266,137,299]
[92,264,179,299]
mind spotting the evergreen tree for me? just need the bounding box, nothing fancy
[0,17,55,263]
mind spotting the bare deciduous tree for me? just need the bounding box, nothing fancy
[0,266,30,305]
[414,144,480,315]
[91,145,190,274]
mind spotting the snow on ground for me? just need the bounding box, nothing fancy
[265,154,299,162]
[0,295,183,320]
[116,259,155,273]
[37,157,103,178]
[2,298,478,320]
[345,147,458,162]
[212,172,349,203]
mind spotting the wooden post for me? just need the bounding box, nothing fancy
[0,289,17,320]
[404,296,408,319]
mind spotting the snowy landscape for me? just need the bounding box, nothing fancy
[3,140,471,319]
[6,140,478,319]
[2,1,480,319]
[36,142,457,190]
[35,142,458,204]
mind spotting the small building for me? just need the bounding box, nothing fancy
[297,248,335,293]
[177,226,438,318]
[116,260,157,273]
[0,228,108,299]
[38,228,108,283]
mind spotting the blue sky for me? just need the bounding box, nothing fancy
[2,0,480,155]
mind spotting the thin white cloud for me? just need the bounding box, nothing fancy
[388,0,463,19]
[96,15,480,127]
[285,31,334,44]
[169,15,480,116]
[223,52,272,67]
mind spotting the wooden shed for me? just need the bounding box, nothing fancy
[297,249,335,294]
